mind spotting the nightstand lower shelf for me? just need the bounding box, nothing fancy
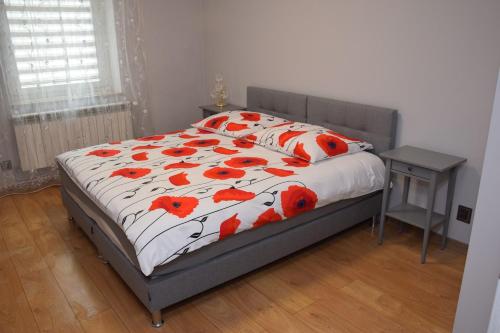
[385,203,445,230]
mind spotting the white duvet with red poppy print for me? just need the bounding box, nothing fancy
[57,127,385,276]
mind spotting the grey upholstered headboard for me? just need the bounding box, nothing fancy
[246,86,397,154]
[247,86,307,122]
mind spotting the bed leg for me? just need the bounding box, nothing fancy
[151,310,164,328]
[371,215,378,235]
[399,220,406,233]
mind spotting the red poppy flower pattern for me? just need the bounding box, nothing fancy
[213,188,256,203]
[183,139,220,147]
[58,125,381,276]
[87,149,121,157]
[149,195,199,218]
[232,139,254,149]
[132,152,149,161]
[245,134,257,142]
[241,112,261,121]
[169,172,190,186]
[282,157,311,168]
[137,135,165,141]
[163,162,200,170]
[264,168,296,177]
[224,157,268,168]
[213,147,239,155]
[249,122,372,162]
[192,110,290,138]
[253,208,282,228]
[111,168,151,179]
[204,115,229,129]
[132,145,162,151]
[278,130,306,147]
[226,122,249,131]
[316,134,348,157]
[219,214,241,240]
[162,147,197,157]
[203,167,246,180]
[281,185,318,218]
[293,143,311,162]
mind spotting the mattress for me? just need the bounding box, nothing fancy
[57,127,385,276]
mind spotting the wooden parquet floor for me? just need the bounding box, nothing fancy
[0,187,467,332]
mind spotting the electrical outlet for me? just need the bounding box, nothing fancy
[457,205,472,224]
[0,160,12,171]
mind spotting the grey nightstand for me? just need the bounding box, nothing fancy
[377,145,466,263]
[199,104,245,118]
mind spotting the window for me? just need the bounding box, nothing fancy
[1,0,122,108]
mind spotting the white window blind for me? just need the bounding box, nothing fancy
[5,0,100,89]
[1,0,122,110]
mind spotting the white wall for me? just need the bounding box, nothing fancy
[202,0,500,243]
[453,71,500,332]
[140,0,206,134]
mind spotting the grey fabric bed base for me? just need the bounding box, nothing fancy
[61,186,382,315]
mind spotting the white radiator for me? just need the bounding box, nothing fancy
[13,103,134,171]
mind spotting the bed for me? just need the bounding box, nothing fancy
[58,86,397,327]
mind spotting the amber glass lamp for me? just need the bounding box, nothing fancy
[210,74,228,108]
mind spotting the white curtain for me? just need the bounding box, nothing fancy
[0,0,152,194]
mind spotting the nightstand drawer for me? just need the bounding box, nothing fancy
[391,161,432,180]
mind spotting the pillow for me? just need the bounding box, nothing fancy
[247,122,373,163]
[192,110,292,138]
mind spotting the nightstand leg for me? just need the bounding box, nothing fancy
[378,159,392,245]
[442,168,457,250]
[399,176,411,233]
[402,176,411,204]
[422,172,438,263]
